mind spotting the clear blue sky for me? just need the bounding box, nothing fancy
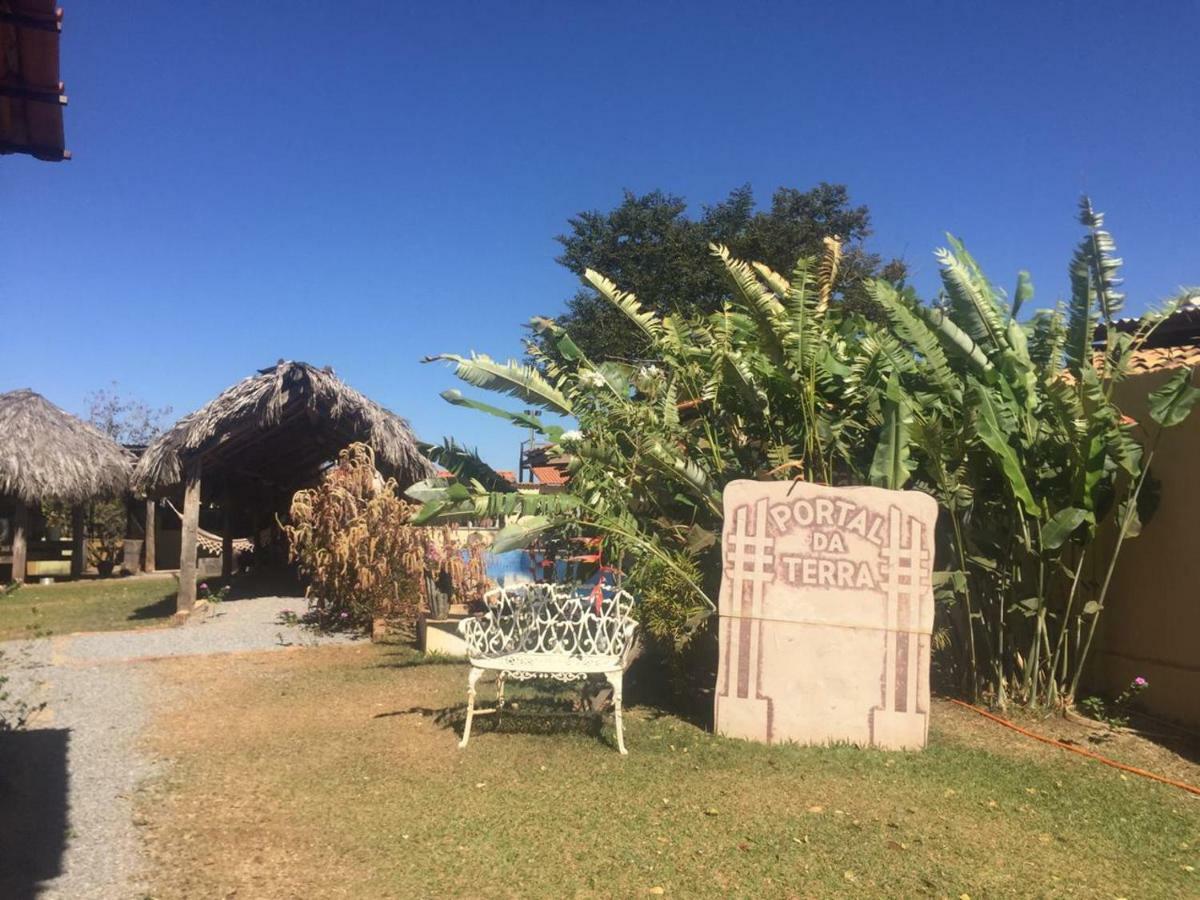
[7,1,1198,469]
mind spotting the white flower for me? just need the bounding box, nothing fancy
[638,364,663,380]
[580,371,606,388]
[560,429,583,445]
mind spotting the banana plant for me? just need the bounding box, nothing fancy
[420,238,863,640]
[866,197,1197,707]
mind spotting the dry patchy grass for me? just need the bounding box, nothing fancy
[137,644,1200,898]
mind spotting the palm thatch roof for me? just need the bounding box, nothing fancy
[132,361,433,496]
[0,389,132,504]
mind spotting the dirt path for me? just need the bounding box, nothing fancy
[0,596,354,900]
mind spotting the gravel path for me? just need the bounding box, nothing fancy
[0,596,357,899]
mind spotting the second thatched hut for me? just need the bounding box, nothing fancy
[132,360,433,614]
[0,389,133,582]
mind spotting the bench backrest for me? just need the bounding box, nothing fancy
[459,583,638,662]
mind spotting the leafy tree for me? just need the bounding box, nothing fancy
[85,382,172,445]
[541,183,904,361]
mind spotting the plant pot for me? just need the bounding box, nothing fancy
[96,560,116,578]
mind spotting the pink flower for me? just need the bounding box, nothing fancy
[1133,676,1148,688]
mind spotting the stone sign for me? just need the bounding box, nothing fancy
[714,480,939,750]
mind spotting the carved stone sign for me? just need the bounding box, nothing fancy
[714,480,938,750]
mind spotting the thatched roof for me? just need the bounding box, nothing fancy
[132,361,433,496]
[0,389,132,504]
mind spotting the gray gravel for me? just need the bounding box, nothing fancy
[1,595,357,899]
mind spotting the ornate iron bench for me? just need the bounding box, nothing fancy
[456,584,639,754]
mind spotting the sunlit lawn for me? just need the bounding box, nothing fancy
[0,575,178,640]
[138,642,1200,898]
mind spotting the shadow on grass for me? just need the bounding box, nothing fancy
[374,650,464,670]
[199,569,306,602]
[0,728,69,900]
[379,697,612,745]
[127,594,177,622]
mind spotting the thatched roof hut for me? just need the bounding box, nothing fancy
[131,361,432,615]
[132,361,432,497]
[0,389,132,505]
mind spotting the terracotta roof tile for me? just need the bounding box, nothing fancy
[531,465,569,486]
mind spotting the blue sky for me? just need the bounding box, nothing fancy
[7,1,1198,469]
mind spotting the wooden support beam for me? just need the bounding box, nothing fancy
[70,503,85,578]
[177,461,202,616]
[11,499,28,584]
[221,488,234,578]
[144,499,156,573]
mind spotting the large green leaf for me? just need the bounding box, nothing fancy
[869,376,914,490]
[423,353,573,415]
[421,438,518,493]
[921,306,993,375]
[491,516,554,553]
[403,478,453,504]
[1041,507,1091,549]
[439,390,562,439]
[970,379,1041,516]
[1147,367,1200,428]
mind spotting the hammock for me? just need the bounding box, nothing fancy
[164,500,255,556]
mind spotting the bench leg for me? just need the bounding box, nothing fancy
[604,671,628,755]
[460,667,483,749]
[496,672,507,710]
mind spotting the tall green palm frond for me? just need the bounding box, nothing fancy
[784,254,822,372]
[868,280,957,393]
[1064,249,1096,379]
[920,306,994,376]
[423,352,573,415]
[711,244,788,365]
[1077,197,1125,324]
[816,236,842,315]
[1027,307,1067,376]
[936,242,1009,356]
[583,269,665,342]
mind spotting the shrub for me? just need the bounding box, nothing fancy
[285,443,493,631]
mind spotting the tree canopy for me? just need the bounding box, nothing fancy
[538,183,905,360]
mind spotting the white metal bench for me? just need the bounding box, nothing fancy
[456,584,639,754]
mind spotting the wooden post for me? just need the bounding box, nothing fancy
[177,461,202,616]
[11,499,28,584]
[144,499,156,573]
[221,488,234,578]
[70,503,85,578]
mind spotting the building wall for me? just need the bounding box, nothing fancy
[1092,368,1200,726]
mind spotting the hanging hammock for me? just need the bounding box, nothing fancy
[163,500,255,556]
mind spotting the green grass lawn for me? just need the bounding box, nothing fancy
[0,575,178,640]
[139,643,1200,898]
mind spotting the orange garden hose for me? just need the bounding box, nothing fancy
[948,699,1200,797]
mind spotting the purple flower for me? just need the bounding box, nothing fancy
[339,611,349,619]
[1133,676,1148,688]
[199,582,208,591]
